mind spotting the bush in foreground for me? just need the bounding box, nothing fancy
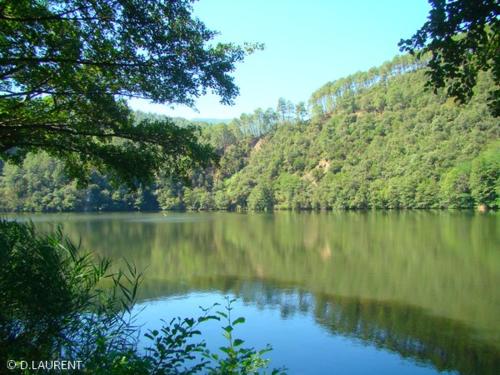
[0,220,284,374]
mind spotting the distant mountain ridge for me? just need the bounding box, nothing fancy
[133,110,230,126]
[191,118,231,125]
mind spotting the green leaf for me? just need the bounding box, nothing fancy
[233,339,244,347]
[216,311,228,319]
[233,317,245,325]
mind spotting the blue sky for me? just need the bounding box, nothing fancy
[129,0,431,119]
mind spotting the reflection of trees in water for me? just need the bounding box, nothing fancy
[311,294,499,375]
[141,278,499,375]
[71,211,499,342]
[29,212,500,374]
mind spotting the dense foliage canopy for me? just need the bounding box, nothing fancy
[0,0,258,185]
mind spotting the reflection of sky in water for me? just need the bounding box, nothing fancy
[7,211,499,374]
[133,292,452,375]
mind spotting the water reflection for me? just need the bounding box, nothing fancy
[243,281,498,375]
[9,211,500,374]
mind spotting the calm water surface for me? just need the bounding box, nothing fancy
[8,211,500,374]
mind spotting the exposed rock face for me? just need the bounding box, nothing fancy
[317,159,330,170]
[252,138,266,153]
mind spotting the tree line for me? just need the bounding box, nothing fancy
[0,54,498,212]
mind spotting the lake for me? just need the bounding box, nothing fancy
[7,211,499,374]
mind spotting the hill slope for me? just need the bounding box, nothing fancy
[1,55,498,211]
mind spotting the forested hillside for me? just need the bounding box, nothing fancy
[1,55,498,212]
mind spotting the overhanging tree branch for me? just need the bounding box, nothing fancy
[0,0,259,185]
